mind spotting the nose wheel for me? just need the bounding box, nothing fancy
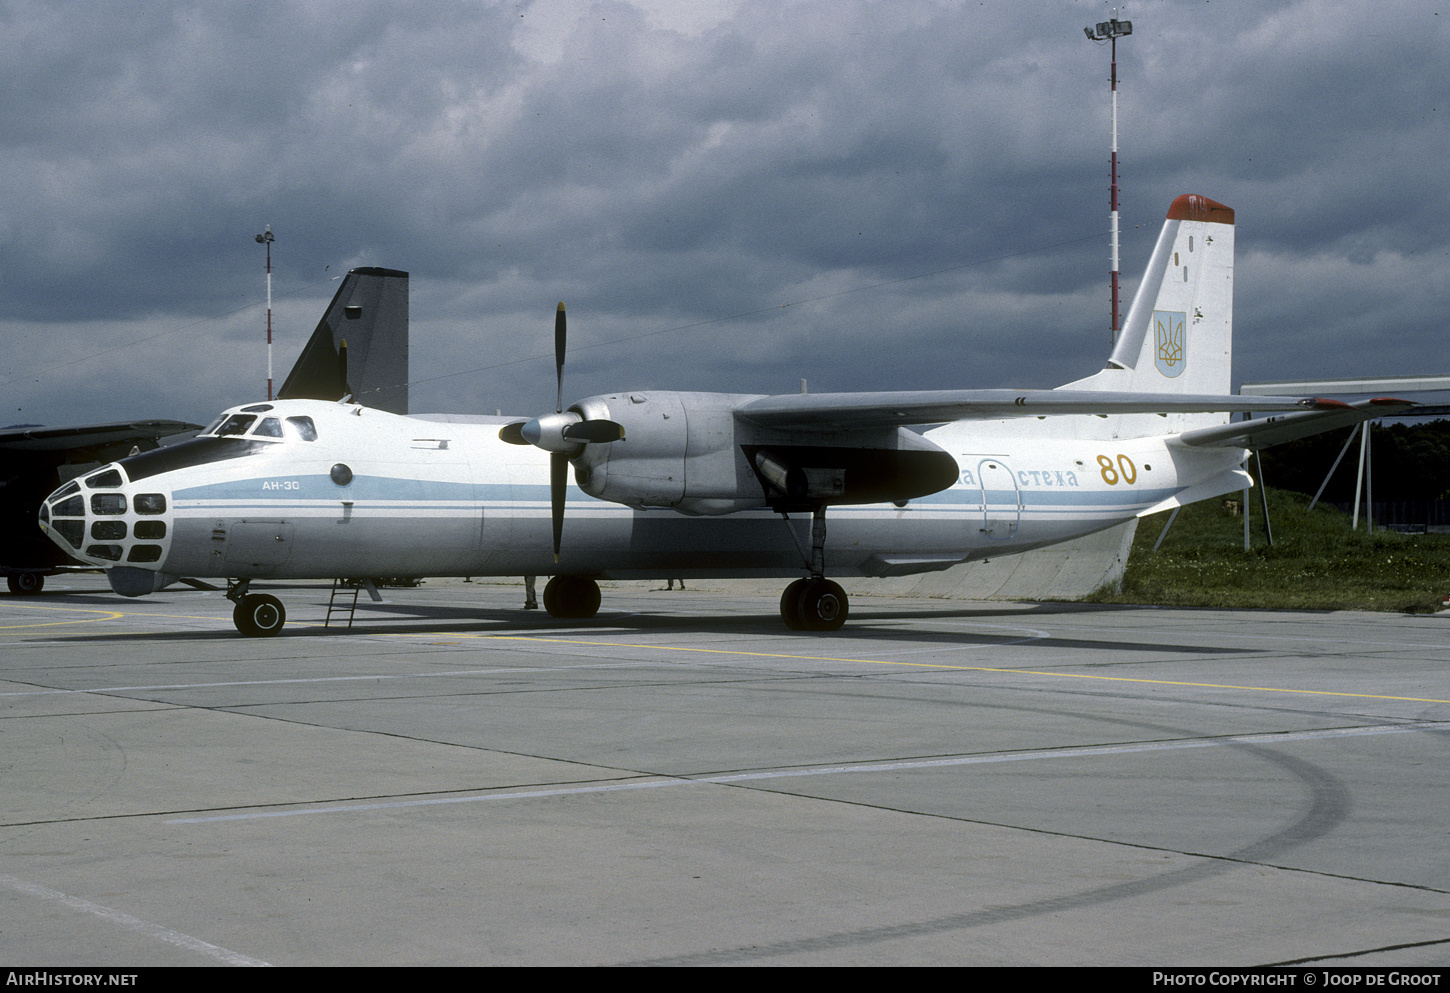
[233,592,286,637]
[6,572,45,596]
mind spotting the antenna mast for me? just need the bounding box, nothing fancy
[254,225,275,399]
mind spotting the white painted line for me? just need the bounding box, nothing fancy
[0,662,660,698]
[167,720,1450,825]
[0,873,271,966]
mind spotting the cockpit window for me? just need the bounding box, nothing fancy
[201,415,225,435]
[285,416,318,441]
[86,469,123,489]
[201,411,314,441]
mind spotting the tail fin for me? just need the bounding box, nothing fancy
[278,267,410,414]
[1061,195,1236,431]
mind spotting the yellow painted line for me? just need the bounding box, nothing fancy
[0,604,125,629]
[7,602,1445,706]
[448,633,1450,706]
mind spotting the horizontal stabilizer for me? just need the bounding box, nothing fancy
[1173,398,1415,450]
[1137,468,1254,517]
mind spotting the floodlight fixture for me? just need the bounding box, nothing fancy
[1089,19,1132,40]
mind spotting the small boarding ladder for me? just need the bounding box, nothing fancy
[325,578,382,628]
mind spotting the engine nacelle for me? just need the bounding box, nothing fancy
[571,392,758,515]
[568,391,959,516]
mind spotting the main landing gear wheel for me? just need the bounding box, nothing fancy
[780,579,810,630]
[780,578,848,632]
[543,576,601,619]
[233,593,286,637]
[7,572,44,595]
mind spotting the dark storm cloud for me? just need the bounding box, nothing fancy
[1,0,1446,427]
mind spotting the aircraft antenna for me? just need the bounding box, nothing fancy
[254,225,276,399]
[1084,12,1132,347]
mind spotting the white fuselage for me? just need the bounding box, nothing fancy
[40,398,1246,587]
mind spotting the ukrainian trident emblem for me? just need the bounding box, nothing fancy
[1154,310,1186,378]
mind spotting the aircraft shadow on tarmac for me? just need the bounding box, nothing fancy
[12,587,1260,656]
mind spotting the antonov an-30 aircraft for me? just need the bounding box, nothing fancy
[38,195,1407,636]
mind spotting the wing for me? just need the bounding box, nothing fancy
[0,420,202,458]
[1174,398,1415,449]
[735,389,1329,430]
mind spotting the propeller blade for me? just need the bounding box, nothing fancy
[550,451,567,563]
[554,302,566,414]
[562,419,626,444]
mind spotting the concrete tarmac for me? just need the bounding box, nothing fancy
[3,575,1449,967]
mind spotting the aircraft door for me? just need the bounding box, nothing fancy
[977,459,1020,540]
[224,521,295,570]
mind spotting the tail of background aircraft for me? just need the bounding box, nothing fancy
[1060,194,1236,436]
[278,267,410,414]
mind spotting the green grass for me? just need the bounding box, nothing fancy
[1085,488,1450,613]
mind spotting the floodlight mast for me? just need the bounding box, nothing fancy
[254,225,275,400]
[1084,14,1132,347]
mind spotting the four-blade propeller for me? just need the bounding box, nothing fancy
[499,302,625,562]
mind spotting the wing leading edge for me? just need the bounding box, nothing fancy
[0,420,202,456]
[735,390,1330,431]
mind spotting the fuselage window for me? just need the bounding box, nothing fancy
[91,521,127,541]
[254,417,284,438]
[134,493,167,515]
[91,493,127,516]
[51,520,83,549]
[216,414,257,437]
[134,521,166,539]
[52,495,84,518]
[285,416,318,441]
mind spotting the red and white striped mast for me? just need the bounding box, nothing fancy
[254,225,275,399]
[1085,13,1132,347]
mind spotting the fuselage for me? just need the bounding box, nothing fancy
[37,398,1247,593]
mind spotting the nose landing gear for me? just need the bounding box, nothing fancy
[227,580,286,637]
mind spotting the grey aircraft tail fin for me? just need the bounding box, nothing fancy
[278,267,409,414]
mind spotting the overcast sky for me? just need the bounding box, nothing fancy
[2,0,1446,428]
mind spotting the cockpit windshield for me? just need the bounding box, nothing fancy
[215,414,256,436]
[117,408,323,481]
[286,416,318,441]
[202,412,317,442]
